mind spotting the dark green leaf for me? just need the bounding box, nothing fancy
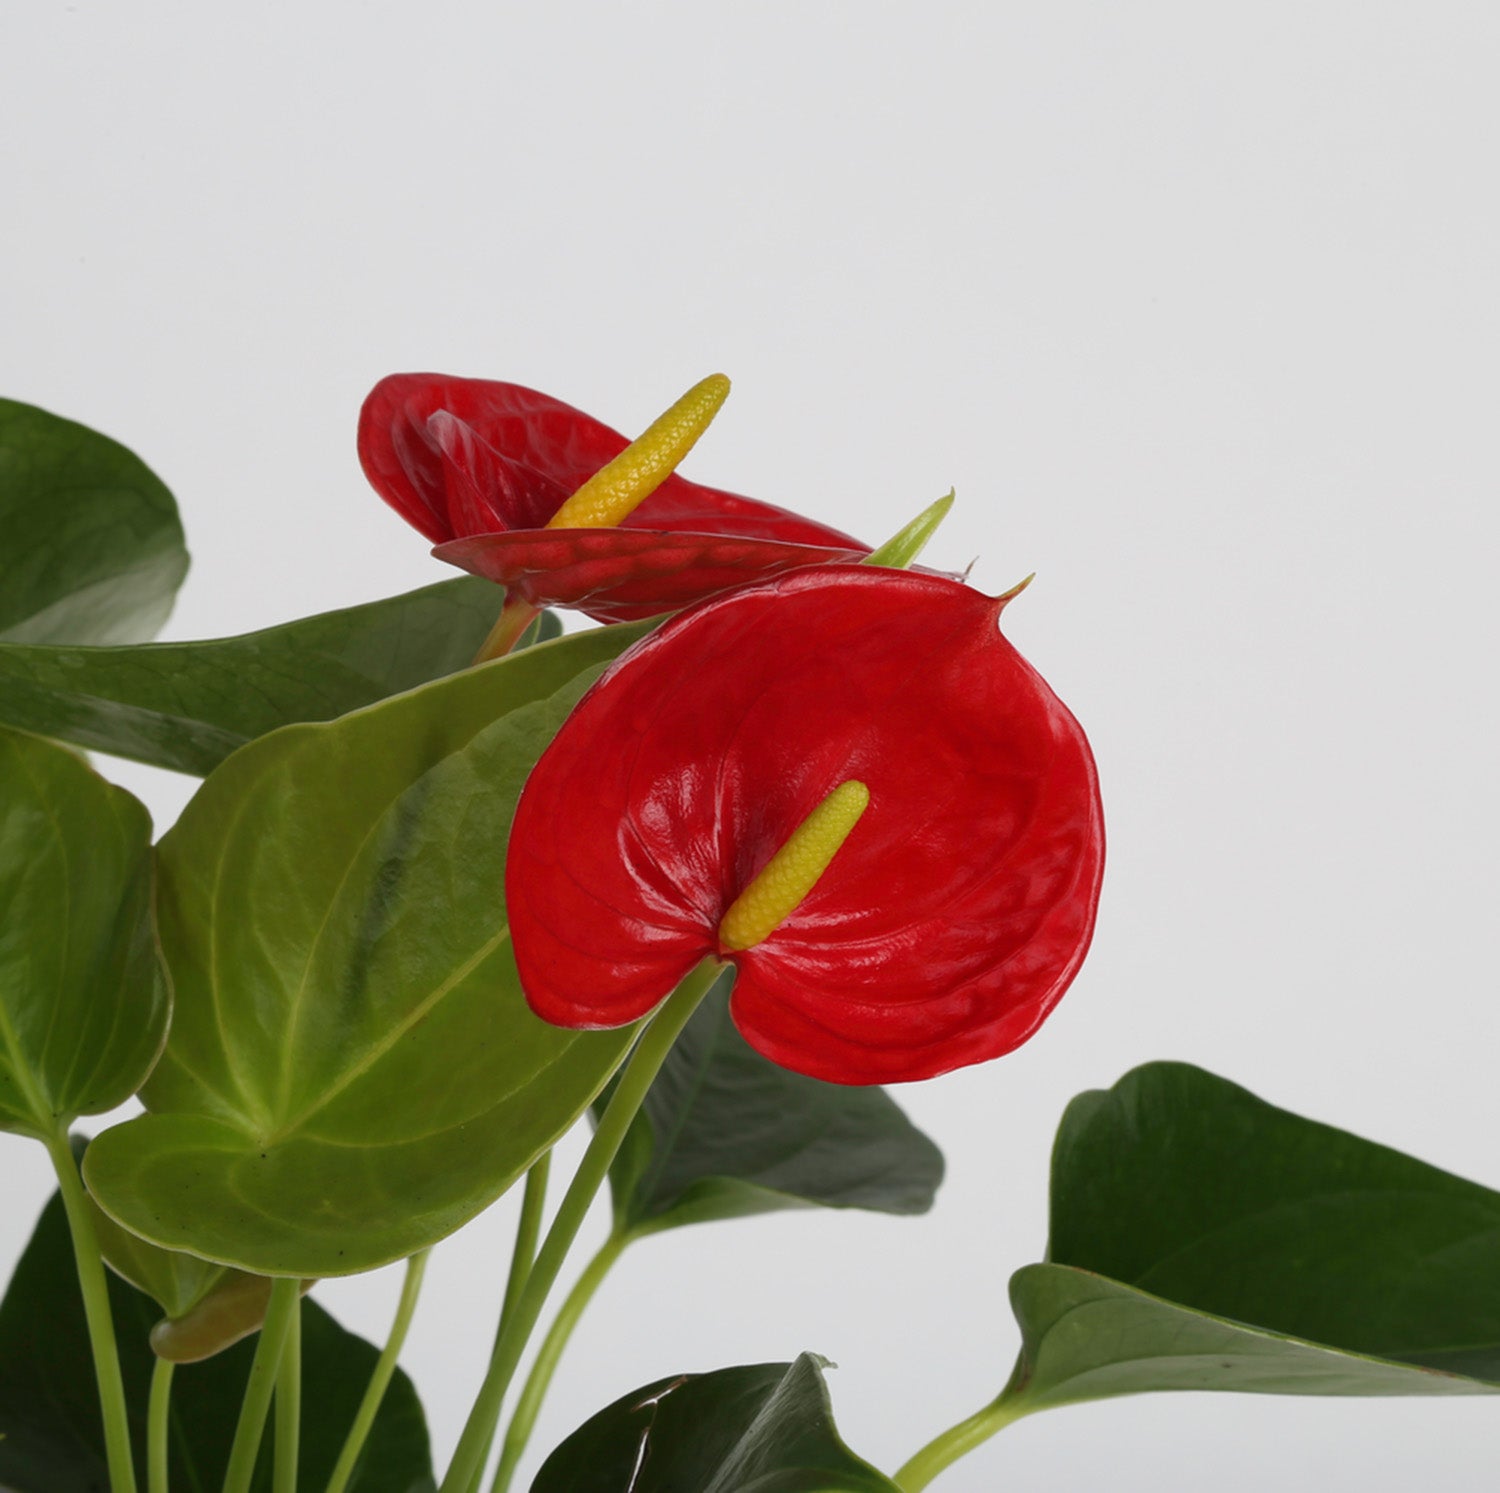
[84,624,651,1276]
[602,971,943,1236]
[0,577,555,776]
[0,727,168,1139]
[530,1354,897,1493]
[0,1181,433,1492]
[0,399,188,645]
[1006,1062,1500,1410]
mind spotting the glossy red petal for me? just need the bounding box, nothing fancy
[359,373,865,550]
[434,529,867,623]
[506,566,1104,1084]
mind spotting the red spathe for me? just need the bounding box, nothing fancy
[506,565,1104,1084]
[359,374,867,621]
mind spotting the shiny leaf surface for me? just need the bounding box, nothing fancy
[0,398,188,644]
[0,727,168,1138]
[601,970,944,1236]
[0,1183,433,1492]
[508,566,1103,1084]
[1006,1062,1500,1409]
[84,626,649,1275]
[0,577,522,775]
[530,1355,897,1493]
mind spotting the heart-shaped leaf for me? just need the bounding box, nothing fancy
[602,970,944,1237]
[530,1354,897,1493]
[1005,1062,1500,1411]
[0,577,556,775]
[0,1182,433,1492]
[83,624,652,1276]
[0,399,188,645]
[0,726,168,1139]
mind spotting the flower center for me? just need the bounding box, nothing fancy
[546,373,731,530]
[718,780,870,952]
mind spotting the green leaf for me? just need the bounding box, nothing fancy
[91,1195,231,1325]
[530,1354,898,1493]
[0,726,169,1139]
[93,1199,312,1361]
[0,577,548,776]
[1006,1062,1500,1410]
[602,970,944,1237]
[83,624,652,1276]
[0,399,188,645]
[0,1182,433,1492]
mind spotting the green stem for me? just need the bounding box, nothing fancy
[499,1156,551,1340]
[324,1250,431,1493]
[438,960,720,1493]
[461,1157,553,1493]
[222,1277,301,1493]
[273,1293,302,1493]
[489,1229,629,1493]
[45,1128,138,1493]
[892,1368,1032,1492]
[147,1356,174,1493]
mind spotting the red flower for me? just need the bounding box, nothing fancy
[506,565,1104,1084]
[358,373,868,624]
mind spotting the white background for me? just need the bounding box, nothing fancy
[3,4,1498,1489]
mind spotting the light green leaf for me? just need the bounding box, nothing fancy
[531,1354,897,1493]
[83,624,651,1276]
[0,577,553,776]
[0,399,188,644]
[603,970,944,1237]
[0,726,169,1139]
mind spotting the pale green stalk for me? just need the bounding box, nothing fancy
[324,1250,431,1493]
[273,1293,302,1493]
[499,1157,550,1338]
[892,1364,1033,1491]
[222,1276,301,1493]
[438,960,720,1493]
[147,1357,174,1493]
[489,1229,629,1493]
[45,1128,138,1493]
[462,1159,552,1493]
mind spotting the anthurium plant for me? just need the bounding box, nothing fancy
[1,377,1496,1493]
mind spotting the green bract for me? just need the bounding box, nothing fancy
[0,727,168,1139]
[0,399,188,645]
[83,624,652,1277]
[1006,1062,1500,1409]
[531,1355,897,1493]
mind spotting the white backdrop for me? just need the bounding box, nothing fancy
[3,4,1498,1488]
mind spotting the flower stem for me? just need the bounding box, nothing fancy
[45,1128,138,1493]
[438,959,720,1493]
[273,1293,302,1493]
[222,1276,301,1493]
[324,1250,430,1493]
[499,1156,550,1339]
[892,1369,1033,1492]
[489,1229,629,1493]
[147,1357,174,1493]
[473,597,539,663]
[458,1155,553,1492]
